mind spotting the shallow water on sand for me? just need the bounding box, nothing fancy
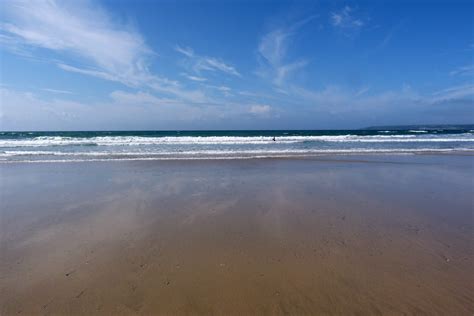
[1,155,473,315]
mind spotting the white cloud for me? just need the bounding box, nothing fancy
[41,88,73,95]
[355,86,370,97]
[274,60,308,86]
[0,87,86,129]
[1,87,283,130]
[217,86,231,92]
[57,63,123,83]
[181,73,207,82]
[257,16,315,87]
[2,0,151,84]
[2,85,472,131]
[175,45,241,77]
[109,90,178,106]
[249,104,271,115]
[291,86,352,112]
[200,58,240,77]
[330,6,364,30]
[175,46,194,58]
[205,85,231,92]
[289,82,473,118]
[431,84,474,102]
[1,0,207,102]
[450,64,474,76]
[258,29,289,66]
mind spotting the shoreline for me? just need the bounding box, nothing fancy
[1,150,474,164]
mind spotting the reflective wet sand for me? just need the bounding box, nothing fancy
[1,155,473,315]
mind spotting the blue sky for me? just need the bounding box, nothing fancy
[0,0,473,130]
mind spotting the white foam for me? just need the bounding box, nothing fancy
[1,134,474,147]
[1,148,472,163]
[2,147,473,157]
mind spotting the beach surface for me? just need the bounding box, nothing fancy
[1,154,473,315]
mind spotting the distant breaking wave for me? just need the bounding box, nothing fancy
[0,130,473,162]
[0,134,473,147]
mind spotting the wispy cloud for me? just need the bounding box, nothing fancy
[1,0,152,85]
[431,84,474,102]
[175,46,194,58]
[290,82,474,119]
[56,63,124,83]
[1,87,280,130]
[109,90,180,106]
[257,15,316,87]
[175,45,241,77]
[258,29,290,66]
[204,85,232,97]
[273,60,308,86]
[450,64,474,76]
[376,21,404,51]
[41,88,73,95]
[206,85,231,92]
[249,104,271,115]
[1,0,207,102]
[330,6,364,30]
[355,86,370,97]
[198,58,240,77]
[181,73,207,82]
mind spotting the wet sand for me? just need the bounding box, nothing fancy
[1,155,473,315]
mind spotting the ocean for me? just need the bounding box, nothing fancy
[1,129,473,162]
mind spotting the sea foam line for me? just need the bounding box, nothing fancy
[1,134,474,147]
[1,148,472,163]
[2,148,474,157]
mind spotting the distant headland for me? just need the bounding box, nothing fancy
[362,124,474,131]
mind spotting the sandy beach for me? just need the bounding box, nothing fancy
[1,154,473,315]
